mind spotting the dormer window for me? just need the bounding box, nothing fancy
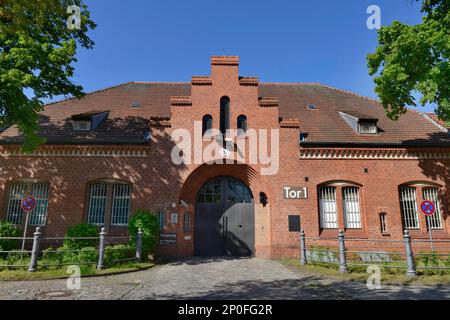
[73,120,92,131]
[358,122,377,134]
[339,111,378,135]
[71,110,109,132]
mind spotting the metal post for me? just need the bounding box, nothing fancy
[426,216,435,252]
[338,230,348,273]
[136,228,143,262]
[97,227,107,270]
[403,230,416,277]
[28,227,41,272]
[299,229,307,265]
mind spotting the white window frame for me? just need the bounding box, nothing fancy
[343,187,362,229]
[399,187,420,229]
[6,181,50,226]
[319,186,338,229]
[87,181,131,226]
[423,187,443,230]
[73,120,92,131]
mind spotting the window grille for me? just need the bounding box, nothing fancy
[343,187,361,228]
[399,187,420,229]
[29,183,49,226]
[111,184,131,226]
[87,183,107,225]
[423,188,443,230]
[6,183,27,224]
[319,186,337,228]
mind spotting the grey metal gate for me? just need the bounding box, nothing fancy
[194,176,254,257]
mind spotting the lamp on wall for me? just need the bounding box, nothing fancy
[259,192,268,207]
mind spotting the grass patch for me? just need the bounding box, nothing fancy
[280,259,450,285]
[0,261,155,281]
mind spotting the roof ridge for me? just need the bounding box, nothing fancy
[315,83,380,103]
[44,81,135,107]
[260,82,321,86]
[133,81,190,84]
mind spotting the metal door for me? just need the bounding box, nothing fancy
[194,176,254,257]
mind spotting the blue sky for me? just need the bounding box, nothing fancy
[63,0,435,113]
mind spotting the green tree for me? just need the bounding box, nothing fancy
[0,0,96,151]
[368,0,450,121]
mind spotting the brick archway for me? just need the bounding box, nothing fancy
[179,163,260,206]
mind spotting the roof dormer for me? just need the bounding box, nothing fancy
[339,111,379,135]
[71,110,109,132]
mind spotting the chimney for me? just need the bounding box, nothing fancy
[210,56,240,83]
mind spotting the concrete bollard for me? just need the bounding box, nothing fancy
[300,229,307,265]
[403,230,417,277]
[136,228,143,262]
[28,227,42,272]
[338,230,348,273]
[97,227,107,270]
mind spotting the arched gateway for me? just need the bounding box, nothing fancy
[194,176,255,257]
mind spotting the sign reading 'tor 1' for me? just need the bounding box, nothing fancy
[283,187,308,199]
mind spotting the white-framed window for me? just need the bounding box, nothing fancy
[358,123,377,134]
[423,188,443,230]
[319,186,337,228]
[6,181,49,226]
[343,187,361,229]
[111,184,131,226]
[73,120,92,131]
[87,181,131,226]
[87,183,107,225]
[170,213,178,224]
[399,187,420,229]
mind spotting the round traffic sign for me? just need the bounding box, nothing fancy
[420,200,436,216]
[21,196,37,212]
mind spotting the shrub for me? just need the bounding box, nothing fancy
[41,247,63,265]
[64,224,99,250]
[77,247,98,264]
[0,220,21,256]
[104,244,134,266]
[128,209,159,258]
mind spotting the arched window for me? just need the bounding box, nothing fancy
[318,181,363,230]
[6,179,50,226]
[237,115,247,133]
[87,179,131,226]
[399,182,443,230]
[202,114,213,135]
[220,96,230,135]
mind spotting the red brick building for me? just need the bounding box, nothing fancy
[0,56,449,258]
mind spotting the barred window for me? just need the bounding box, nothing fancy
[399,187,420,229]
[343,187,361,229]
[6,182,49,226]
[111,184,131,226]
[87,183,107,225]
[183,212,191,232]
[87,181,131,226]
[319,186,337,228]
[380,212,388,233]
[423,188,443,230]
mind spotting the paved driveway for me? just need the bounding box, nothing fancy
[0,258,449,300]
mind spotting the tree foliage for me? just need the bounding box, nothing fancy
[368,0,450,121]
[0,0,96,151]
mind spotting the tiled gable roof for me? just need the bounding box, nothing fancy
[1,81,449,147]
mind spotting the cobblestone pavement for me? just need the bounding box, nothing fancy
[0,258,449,300]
